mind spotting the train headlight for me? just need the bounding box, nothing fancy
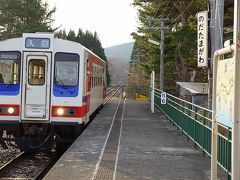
[52,106,80,117]
[57,108,64,116]
[0,105,19,116]
[7,107,15,114]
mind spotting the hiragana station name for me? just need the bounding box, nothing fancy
[197,11,208,67]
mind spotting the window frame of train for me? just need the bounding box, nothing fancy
[0,51,22,95]
[53,52,80,97]
[28,59,45,86]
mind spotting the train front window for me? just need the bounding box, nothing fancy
[0,52,21,84]
[54,53,79,86]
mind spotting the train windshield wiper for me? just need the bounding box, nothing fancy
[55,75,65,86]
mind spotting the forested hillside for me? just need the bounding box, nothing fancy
[105,42,134,85]
[105,42,134,62]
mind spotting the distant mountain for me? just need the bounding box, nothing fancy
[104,42,134,62]
[104,42,134,85]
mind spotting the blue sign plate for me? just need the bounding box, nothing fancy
[25,37,50,49]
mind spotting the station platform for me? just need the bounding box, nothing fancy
[44,97,226,180]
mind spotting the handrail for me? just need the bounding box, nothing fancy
[214,44,235,56]
[153,87,232,178]
[154,88,212,112]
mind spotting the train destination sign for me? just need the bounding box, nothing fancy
[197,11,208,67]
[25,37,50,49]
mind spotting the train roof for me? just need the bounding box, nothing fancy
[0,33,106,64]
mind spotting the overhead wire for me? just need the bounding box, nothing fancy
[167,7,177,17]
[151,0,171,18]
[159,0,171,17]
[170,0,194,26]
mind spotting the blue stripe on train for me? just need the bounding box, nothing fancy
[53,85,79,97]
[0,84,20,95]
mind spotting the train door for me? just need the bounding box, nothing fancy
[21,52,51,121]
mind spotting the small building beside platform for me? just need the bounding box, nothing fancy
[176,82,208,107]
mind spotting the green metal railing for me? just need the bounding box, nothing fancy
[122,86,232,179]
[154,89,231,179]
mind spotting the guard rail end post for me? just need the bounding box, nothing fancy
[151,71,155,113]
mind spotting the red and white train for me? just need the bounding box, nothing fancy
[0,33,106,151]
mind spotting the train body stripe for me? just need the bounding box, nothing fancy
[0,104,20,116]
[51,105,88,118]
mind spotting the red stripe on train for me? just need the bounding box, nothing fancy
[0,104,20,116]
[51,105,87,118]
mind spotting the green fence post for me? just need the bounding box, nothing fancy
[176,99,179,128]
[194,106,197,148]
[187,103,191,141]
[203,110,206,157]
[227,128,232,180]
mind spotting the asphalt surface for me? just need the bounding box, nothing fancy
[44,97,227,180]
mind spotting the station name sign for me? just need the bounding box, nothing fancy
[197,11,208,67]
[25,37,50,49]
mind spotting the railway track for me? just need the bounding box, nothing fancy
[104,86,121,105]
[0,149,64,180]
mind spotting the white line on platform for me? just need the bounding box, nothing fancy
[92,97,122,180]
[113,97,126,180]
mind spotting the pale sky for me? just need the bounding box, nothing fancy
[47,0,138,48]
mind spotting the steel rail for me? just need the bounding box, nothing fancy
[104,86,121,105]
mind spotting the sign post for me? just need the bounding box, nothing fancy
[231,0,240,179]
[197,11,208,67]
[211,1,240,178]
[151,71,155,113]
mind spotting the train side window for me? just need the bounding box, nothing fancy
[92,76,93,88]
[28,59,45,85]
[97,68,99,86]
[91,65,93,88]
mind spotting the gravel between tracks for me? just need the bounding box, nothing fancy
[0,143,21,167]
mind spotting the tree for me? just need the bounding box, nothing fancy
[56,29,67,39]
[0,0,56,40]
[67,29,76,41]
[130,0,208,93]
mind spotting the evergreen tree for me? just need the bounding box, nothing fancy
[67,29,76,41]
[0,0,56,40]
[56,29,67,39]
[131,0,208,93]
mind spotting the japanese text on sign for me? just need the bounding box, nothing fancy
[25,37,50,49]
[197,11,208,67]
